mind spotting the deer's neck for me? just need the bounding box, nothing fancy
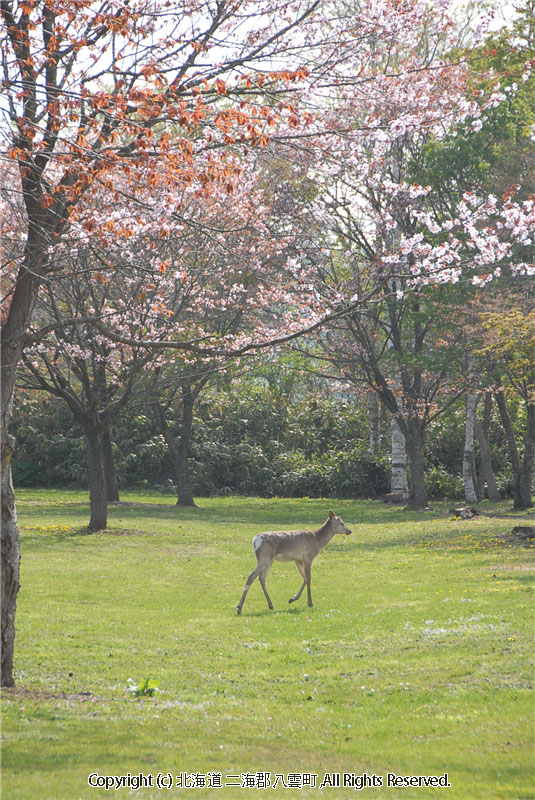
[315,521,335,550]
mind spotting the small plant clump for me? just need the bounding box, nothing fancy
[126,678,160,698]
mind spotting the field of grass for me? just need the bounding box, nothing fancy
[2,490,534,799]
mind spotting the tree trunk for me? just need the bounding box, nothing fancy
[463,392,480,504]
[174,447,196,507]
[154,394,197,508]
[368,392,380,456]
[85,427,108,531]
[391,416,409,498]
[405,417,428,508]
[1,429,20,688]
[101,426,119,502]
[473,418,501,502]
[1,265,40,686]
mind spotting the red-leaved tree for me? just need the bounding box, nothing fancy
[0,0,326,687]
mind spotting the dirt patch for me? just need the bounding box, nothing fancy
[19,501,89,507]
[95,528,156,536]
[2,687,98,703]
[109,501,178,508]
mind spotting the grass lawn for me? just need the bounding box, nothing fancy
[2,490,534,799]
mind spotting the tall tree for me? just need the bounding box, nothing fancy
[17,146,321,522]
[0,0,325,688]
[295,2,535,505]
[151,375,211,508]
[19,270,158,530]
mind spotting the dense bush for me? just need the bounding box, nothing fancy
[425,466,464,500]
[269,450,389,498]
[12,385,388,497]
[11,381,511,500]
[185,388,386,497]
[11,395,86,487]
[425,400,511,478]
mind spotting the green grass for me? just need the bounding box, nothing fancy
[2,491,534,799]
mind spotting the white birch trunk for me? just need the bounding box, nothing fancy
[391,417,409,496]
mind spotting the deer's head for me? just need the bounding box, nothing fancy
[328,510,352,535]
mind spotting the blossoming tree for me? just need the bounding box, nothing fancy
[277,0,535,506]
[0,0,327,688]
[2,0,534,690]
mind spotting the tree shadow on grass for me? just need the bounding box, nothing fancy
[491,573,535,585]
[479,509,535,520]
[16,491,466,529]
[236,606,311,618]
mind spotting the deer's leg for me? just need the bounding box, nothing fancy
[289,562,306,604]
[237,564,262,615]
[305,562,313,607]
[259,562,274,610]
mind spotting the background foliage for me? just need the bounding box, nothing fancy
[12,376,517,500]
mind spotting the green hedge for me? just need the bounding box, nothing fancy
[12,384,510,500]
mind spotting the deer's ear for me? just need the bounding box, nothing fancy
[329,510,335,518]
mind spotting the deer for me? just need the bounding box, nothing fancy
[237,511,352,615]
